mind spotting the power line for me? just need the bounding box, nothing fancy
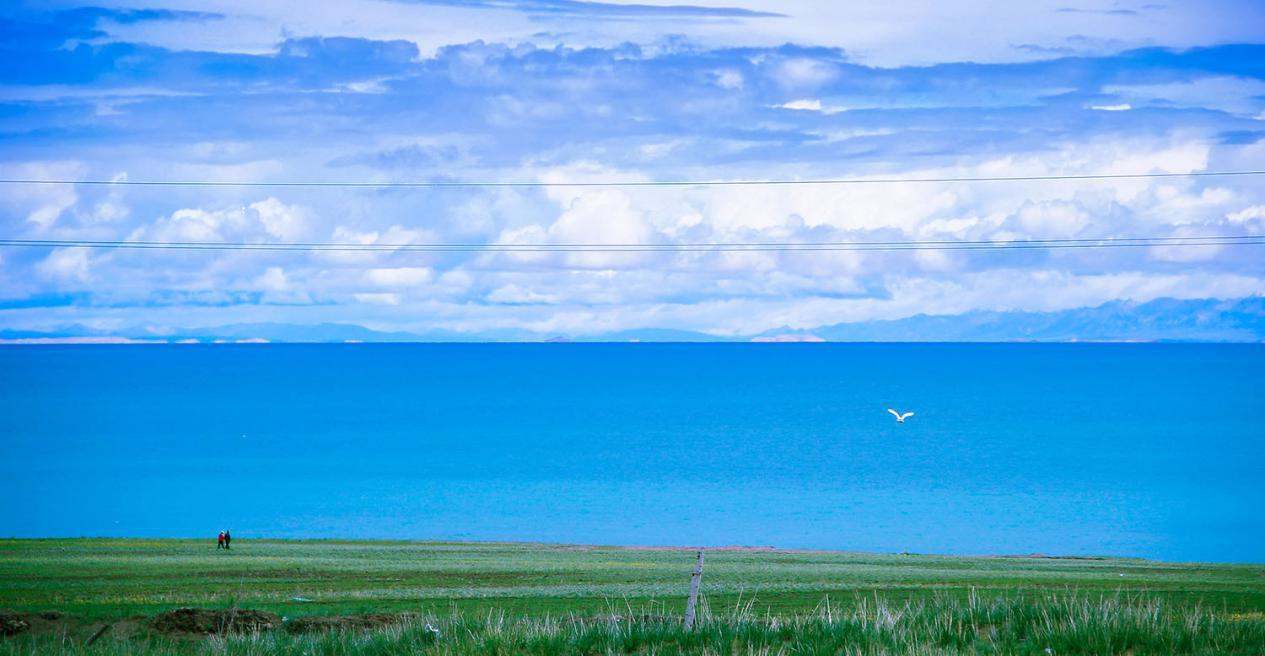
[1,235,1261,253]
[1,170,1264,188]
[0,234,1254,248]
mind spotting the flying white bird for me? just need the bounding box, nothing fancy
[888,409,914,423]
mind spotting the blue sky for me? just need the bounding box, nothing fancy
[1,0,1264,338]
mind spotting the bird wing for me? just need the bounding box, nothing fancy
[887,409,900,419]
[900,412,915,420]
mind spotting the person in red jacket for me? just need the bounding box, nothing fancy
[217,531,225,549]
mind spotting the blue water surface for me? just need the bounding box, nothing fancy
[1,343,1261,562]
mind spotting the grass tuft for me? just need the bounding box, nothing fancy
[2,594,1263,655]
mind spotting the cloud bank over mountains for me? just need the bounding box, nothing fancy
[6,297,1261,343]
[1,2,1264,340]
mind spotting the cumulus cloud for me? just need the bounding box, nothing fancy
[254,266,289,291]
[37,248,93,283]
[1008,200,1091,237]
[485,283,559,304]
[1226,205,1265,229]
[365,267,434,287]
[131,198,310,243]
[547,191,656,268]
[40,0,1262,67]
[0,162,85,229]
[320,225,441,264]
[252,198,309,241]
[775,58,838,89]
[2,10,1264,338]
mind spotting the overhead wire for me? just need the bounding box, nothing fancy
[0,235,1261,253]
[0,170,1264,188]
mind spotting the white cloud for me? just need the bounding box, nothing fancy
[712,69,744,90]
[485,166,661,269]
[1010,200,1091,237]
[252,197,308,241]
[1103,76,1265,116]
[332,78,392,94]
[775,58,837,89]
[12,132,1256,338]
[778,98,822,111]
[775,98,847,114]
[811,127,897,142]
[6,9,1265,339]
[536,162,649,205]
[89,200,130,223]
[134,197,310,243]
[254,266,289,291]
[546,190,655,267]
[353,292,401,305]
[37,248,92,283]
[147,207,229,241]
[365,267,434,287]
[486,284,559,304]
[321,224,441,264]
[0,161,84,229]
[1227,205,1265,228]
[637,141,684,160]
[491,224,552,265]
[85,0,1265,68]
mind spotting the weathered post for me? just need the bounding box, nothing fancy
[683,549,704,629]
[84,623,112,647]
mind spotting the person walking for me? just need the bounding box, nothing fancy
[217,531,225,549]
[224,530,232,550]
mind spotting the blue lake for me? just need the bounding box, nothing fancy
[1,343,1262,562]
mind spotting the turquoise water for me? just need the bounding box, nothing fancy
[1,343,1262,563]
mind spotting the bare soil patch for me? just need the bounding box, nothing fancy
[150,608,280,635]
[0,611,64,637]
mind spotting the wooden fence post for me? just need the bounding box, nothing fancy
[684,549,704,629]
[84,623,112,647]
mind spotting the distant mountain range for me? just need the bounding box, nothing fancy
[2,296,1262,343]
[764,296,1265,343]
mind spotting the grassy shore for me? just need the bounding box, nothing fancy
[1,538,1263,654]
[5,596,1265,655]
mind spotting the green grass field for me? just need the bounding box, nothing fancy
[1,538,1263,654]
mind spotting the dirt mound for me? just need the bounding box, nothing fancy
[0,611,64,637]
[284,613,416,634]
[150,608,280,635]
[0,613,29,637]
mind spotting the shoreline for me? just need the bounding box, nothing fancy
[5,536,1248,565]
